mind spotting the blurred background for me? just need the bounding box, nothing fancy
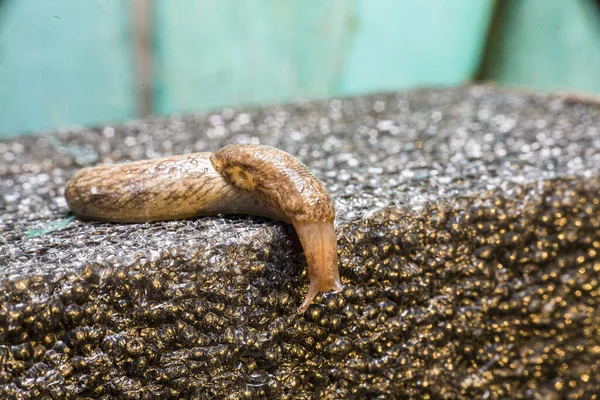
[1,0,599,138]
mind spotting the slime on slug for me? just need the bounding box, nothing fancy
[65,144,342,312]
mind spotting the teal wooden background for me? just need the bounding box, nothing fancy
[153,0,494,115]
[480,0,600,94]
[1,0,599,138]
[0,0,136,137]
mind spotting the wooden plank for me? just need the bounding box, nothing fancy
[153,0,495,115]
[336,0,495,95]
[0,0,136,138]
[153,0,353,114]
[480,0,600,94]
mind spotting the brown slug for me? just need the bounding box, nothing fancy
[65,144,342,312]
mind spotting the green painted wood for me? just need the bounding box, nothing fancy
[480,0,600,94]
[153,0,496,115]
[0,0,136,138]
[336,0,495,95]
[0,0,497,137]
[153,0,351,114]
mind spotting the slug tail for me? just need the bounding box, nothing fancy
[293,221,342,313]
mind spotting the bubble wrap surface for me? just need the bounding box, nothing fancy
[1,86,600,399]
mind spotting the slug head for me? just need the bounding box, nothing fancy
[210,144,335,223]
[210,144,342,312]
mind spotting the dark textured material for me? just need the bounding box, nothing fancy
[1,86,600,399]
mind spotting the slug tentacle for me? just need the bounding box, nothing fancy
[65,144,342,312]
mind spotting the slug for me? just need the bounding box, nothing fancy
[65,144,342,312]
